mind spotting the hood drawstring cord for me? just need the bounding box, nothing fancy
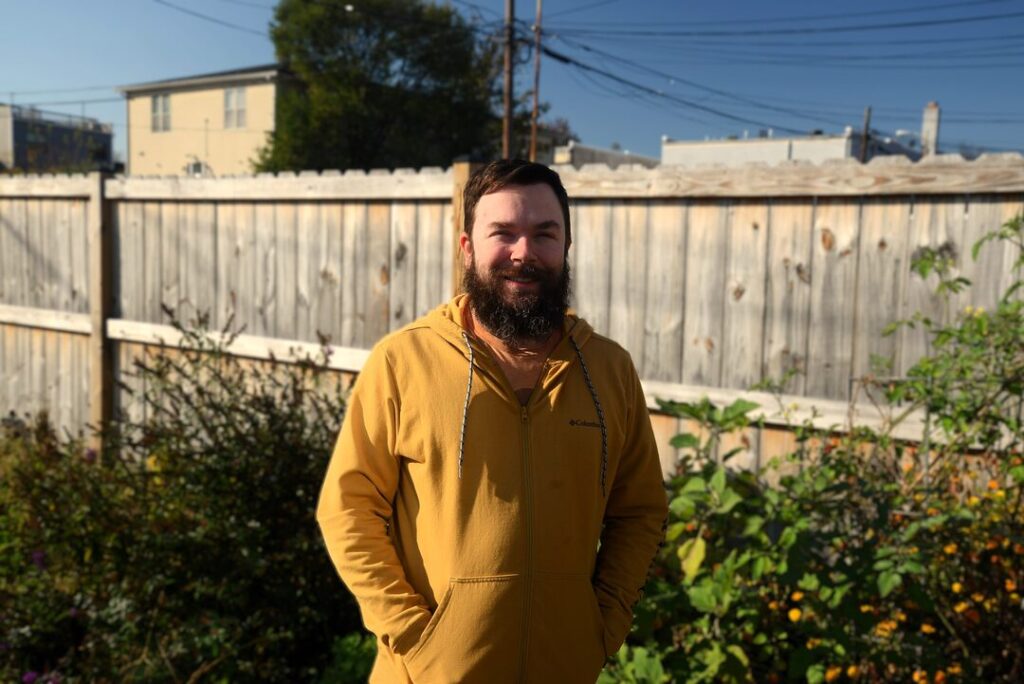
[570,337,608,497]
[458,332,475,479]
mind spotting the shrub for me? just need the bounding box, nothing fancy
[604,214,1024,683]
[0,316,368,682]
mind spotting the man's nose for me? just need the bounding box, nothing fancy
[509,236,537,263]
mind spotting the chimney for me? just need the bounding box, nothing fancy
[921,101,940,156]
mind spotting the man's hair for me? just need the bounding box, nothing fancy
[462,159,572,246]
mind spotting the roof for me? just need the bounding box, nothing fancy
[118,64,287,95]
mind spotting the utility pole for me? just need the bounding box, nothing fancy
[529,0,542,162]
[503,0,515,158]
[859,106,872,163]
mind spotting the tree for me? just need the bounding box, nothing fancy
[256,0,500,172]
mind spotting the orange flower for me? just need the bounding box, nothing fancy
[988,478,999,490]
[1007,579,1018,593]
[825,666,842,682]
[847,665,861,679]
[791,591,805,602]
[943,543,958,555]
[951,582,963,594]
[948,663,962,675]
[953,601,969,613]
[788,608,802,622]
[934,671,947,684]
[971,592,985,602]
[920,623,937,634]
[768,600,780,611]
[912,669,929,683]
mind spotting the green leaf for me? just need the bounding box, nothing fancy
[670,433,701,450]
[682,477,707,495]
[678,536,707,583]
[726,643,750,667]
[751,556,768,580]
[878,570,902,598]
[742,515,764,537]
[798,573,821,591]
[687,583,718,613]
[716,488,743,515]
[669,495,696,519]
[710,467,726,496]
[1010,465,1024,484]
[723,399,760,422]
[665,522,687,542]
[807,663,826,684]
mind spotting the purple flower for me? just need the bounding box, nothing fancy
[22,672,39,684]
[68,607,80,618]
[83,448,97,464]
[30,550,46,571]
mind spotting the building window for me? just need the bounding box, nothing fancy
[151,94,170,132]
[224,87,246,129]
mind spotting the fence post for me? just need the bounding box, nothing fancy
[87,171,113,456]
[451,158,482,297]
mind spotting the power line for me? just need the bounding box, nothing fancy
[151,0,268,37]
[549,0,1013,28]
[546,0,626,20]
[208,0,275,9]
[551,34,849,129]
[16,97,123,107]
[542,44,806,134]
[548,8,1024,38]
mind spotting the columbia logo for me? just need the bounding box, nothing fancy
[569,419,601,429]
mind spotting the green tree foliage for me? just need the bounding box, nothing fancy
[257,0,500,171]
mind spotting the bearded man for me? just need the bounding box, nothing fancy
[317,159,668,683]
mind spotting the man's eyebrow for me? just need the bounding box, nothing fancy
[486,220,562,231]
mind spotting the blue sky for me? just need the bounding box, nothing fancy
[2,0,1022,164]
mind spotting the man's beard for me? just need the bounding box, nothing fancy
[463,258,572,346]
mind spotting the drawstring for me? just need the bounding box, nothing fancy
[570,337,608,497]
[458,330,607,497]
[458,332,475,479]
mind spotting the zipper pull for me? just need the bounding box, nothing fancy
[521,406,528,423]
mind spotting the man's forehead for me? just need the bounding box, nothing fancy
[475,184,563,220]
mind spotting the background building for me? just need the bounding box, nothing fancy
[0,104,113,172]
[118,64,289,176]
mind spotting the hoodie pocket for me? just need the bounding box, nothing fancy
[527,573,607,682]
[403,574,522,682]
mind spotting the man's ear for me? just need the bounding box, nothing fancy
[459,231,473,268]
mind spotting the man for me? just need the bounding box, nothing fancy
[317,159,667,683]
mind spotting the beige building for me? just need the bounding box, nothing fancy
[118,64,289,176]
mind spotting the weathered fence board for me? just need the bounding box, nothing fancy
[3,159,1024,457]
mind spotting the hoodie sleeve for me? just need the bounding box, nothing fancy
[592,363,668,657]
[316,345,431,655]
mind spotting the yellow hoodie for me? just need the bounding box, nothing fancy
[317,295,668,683]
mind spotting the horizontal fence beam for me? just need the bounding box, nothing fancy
[104,169,453,201]
[0,304,92,334]
[104,318,928,440]
[642,380,927,445]
[558,153,1024,198]
[0,175,95,198]
[107,319,372,373]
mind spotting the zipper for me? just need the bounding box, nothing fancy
[518,405,533,682]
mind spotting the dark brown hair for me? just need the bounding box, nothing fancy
[462,159,571,246]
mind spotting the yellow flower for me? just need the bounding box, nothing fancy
[967,496,981,507]
[825,665,842,682]
[874,619,897,637]
[806,638,822,649]
[993,489,1006,500]
[971,592,985,603]
[912,669,928,683]
[944,543,958,555]
[914,493,926,503]
[791,591,805,602]
[768,600,780,611]
[788,608,802,622]
[921,623,937,634]
[948,663,962,675]
[954,601,969,613]
[926,507,939,516]
[964,305,974,315]
[951,582,963,593]
[860,604,874,613]
[847,664,861,679]
[894,609,907,622]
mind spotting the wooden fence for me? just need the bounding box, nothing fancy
[2,155,1023,471]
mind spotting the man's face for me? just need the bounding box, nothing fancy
[460,183,571,345]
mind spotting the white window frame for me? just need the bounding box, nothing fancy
[151,94,170,132]
[224,86,246,129]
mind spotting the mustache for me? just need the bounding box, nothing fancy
[492,264,552,279]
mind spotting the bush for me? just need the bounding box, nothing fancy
[0,316,370,682]
[603,214,1024,683]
